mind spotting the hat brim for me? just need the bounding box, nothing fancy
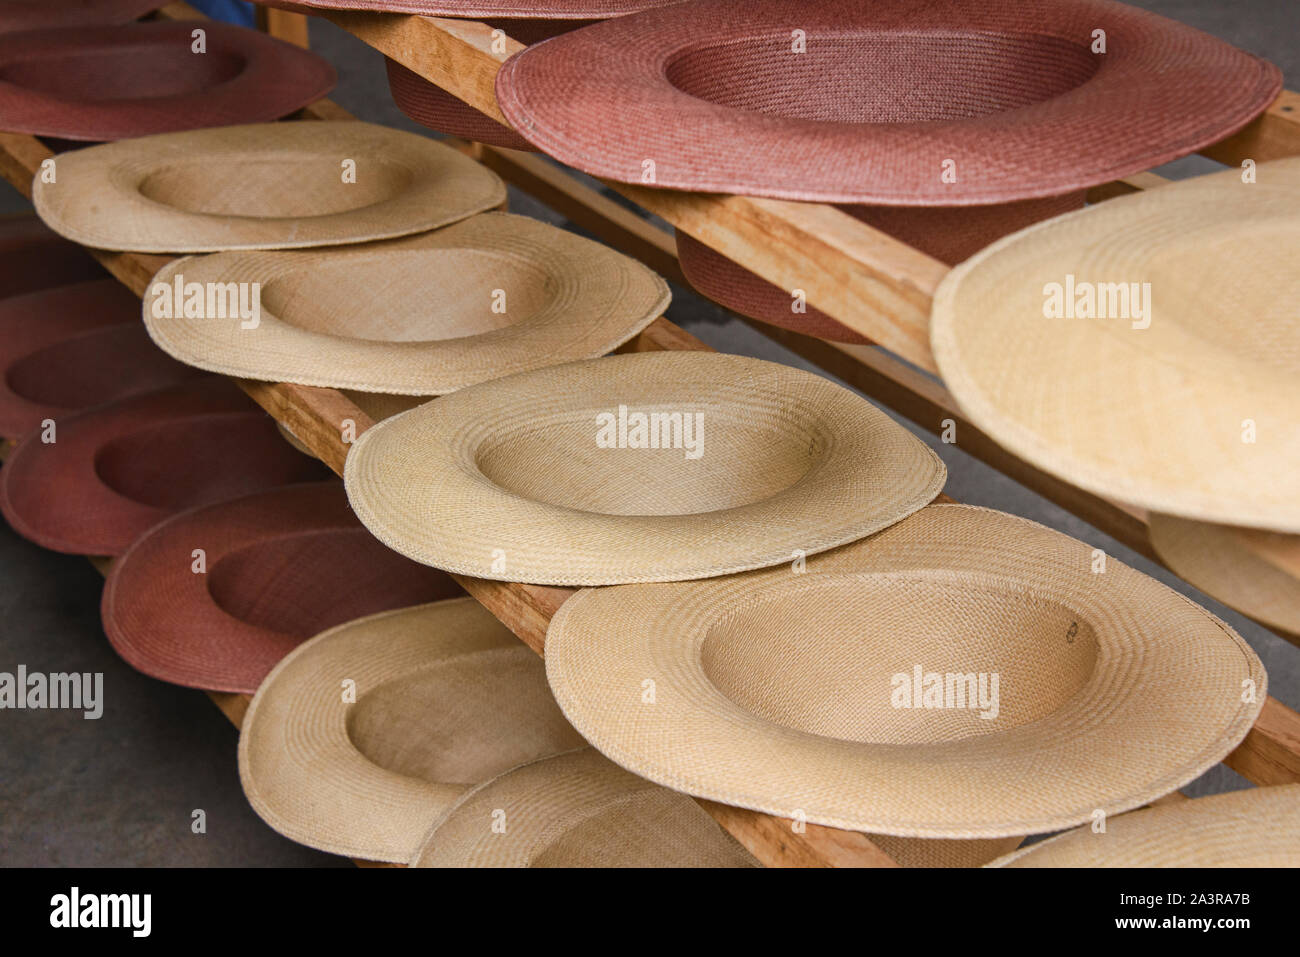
[989,785,1300,867]
[102,482,463,694]
[495,0,1280,203]
[0,279,201,438]
[0,0,158,32]
[931,158,1300,532]
[254,1,672,17]
[411,747,758,867]
[1148,514,1300,640]
[33,121,506,253]
[144,213,670,396]
[344,351,946,585]
[237,599,587,862]
[0,21,336,141]
[0,216,105,299]
[0,378,328,555]
[544,504,1265,838]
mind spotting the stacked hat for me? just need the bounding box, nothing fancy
[495,0,1280,340]
[103,482,464,694]
[931,158,1300,638]
[0,20,336,140]
[545,504,1265,838]
[0,377,329,555]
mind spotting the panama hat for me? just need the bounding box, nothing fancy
[1147,515,1300,641]
[496,0,1280,340]
[32,122,506,253]
[143,213,669,395]
[102,482,463,694]
[932,158,1300,532]
[238,600,588,862]
[989,785,1300,867]
[0,377,329,555]
[0,21,336,141]
[410,747,758,867]
[0,279,202,439]
[0,216,104,299]
[545,504,1265,838]
[345,351,945,585]
[0,1,158,32]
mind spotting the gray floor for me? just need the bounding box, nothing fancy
[0,0,1296,865]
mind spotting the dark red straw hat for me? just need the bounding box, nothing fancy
[102,481,465,694]
[0,377,330,555]
[496,0,1281,339]
[0,0,159,32]
[0,279,203,439]
[0,20,336,141]
[0,216,104,300]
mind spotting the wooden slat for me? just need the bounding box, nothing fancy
[256,8,312,48]
[1200,89,1300,166]
[1224,697,1300,787]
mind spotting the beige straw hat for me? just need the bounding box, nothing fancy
[544,504,1265,838]
[989,785,1300,867]
[237,599,586,862]
[144,213,669,396]
[931,158,1300,532]
[344,351,946,585]
[1148,514,1300,640]
[32,121,504,253]
[411,747,759,868]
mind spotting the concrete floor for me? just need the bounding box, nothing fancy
[0,0,1296,866]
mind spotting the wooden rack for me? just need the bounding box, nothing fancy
[1,1,1297,868]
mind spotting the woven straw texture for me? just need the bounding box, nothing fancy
[496,0,1280,204]
[0,21,336,141]
[238,600,587,862]
[386,58,536,152]
[411,747,758,867]
[676,192,1086,342]
[144,212,669,395]
[33,121,505,253]
[932,158,1300,532]
[545,504,1265,838]
[990,785,1300,867]
[0,0,158,32]
[102,482,463,694]
[0,279,201,438]
[1148,514,1300,640]
[0,378,329,556]
[344,351,946,585]
[0,216,104,298]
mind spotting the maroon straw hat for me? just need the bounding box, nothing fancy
[0,0,159,32]
[0,21,336,141]
[0,377,330,555]
[102,481,464,694]
[496,0,1281,339]
[0,279,203,440]
[0,216,104,299]
[362,2,677,150]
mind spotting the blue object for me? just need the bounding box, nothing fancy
[184,0,258,28]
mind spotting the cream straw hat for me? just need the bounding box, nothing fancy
[33,121,504,253]
[238,600,586,862]
[989,785,1300,867]
[544,504,1265,838]
[411,748,759,868]
[344,351,946,585]
[144,213,669,396]
[1147,514,1300,640]
[931,158,1300,532]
